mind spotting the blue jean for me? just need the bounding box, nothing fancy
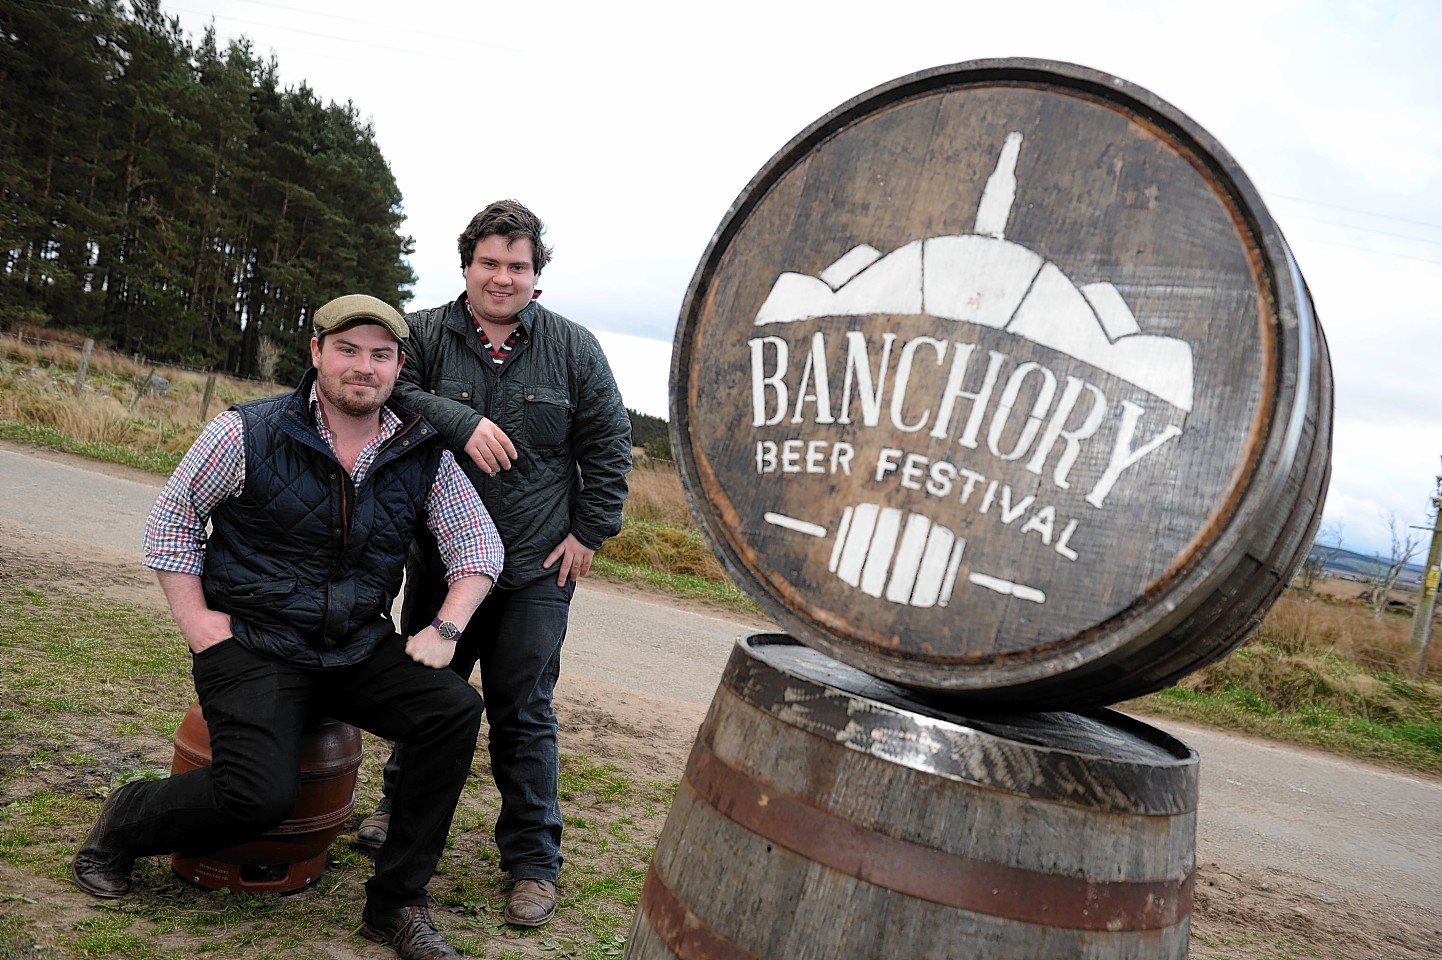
[392,563,573,883]
[100,636,482,911]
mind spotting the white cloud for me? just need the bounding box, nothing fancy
[590,329,672,421]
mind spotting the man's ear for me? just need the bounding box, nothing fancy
[397,349,406,371]
[310,336,322,368]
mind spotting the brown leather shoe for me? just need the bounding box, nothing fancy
[504,878,557,927]
[356,809,390,850]
[70,784,137,899]
[359,903,459,960]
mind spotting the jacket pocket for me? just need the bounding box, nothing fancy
[213,579,297,602]
[434,377,479,407]
[523,384,572,447]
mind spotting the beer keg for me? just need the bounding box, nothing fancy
[627,633,1198,959]
[671,58,1332,707]
[169,701,362,894]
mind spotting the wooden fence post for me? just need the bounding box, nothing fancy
[131,366,157,411]
[1411,476,1442,680]
[199,373,217,422]
[74,339,94,395]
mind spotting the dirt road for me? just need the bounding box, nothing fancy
[3,441,1440,956]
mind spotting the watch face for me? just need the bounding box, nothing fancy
[434,619,460,641]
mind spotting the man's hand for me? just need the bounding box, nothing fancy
[405,627,457,668]
[407,575,492,666]
[156,571,233,654]
[464,418,518,475]
[182,609,233,655]
[544,534,596,586]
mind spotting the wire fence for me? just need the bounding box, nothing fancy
[5,325,681,448]
[2,324,273,384]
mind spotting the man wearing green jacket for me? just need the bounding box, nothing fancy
[357,200,631,927]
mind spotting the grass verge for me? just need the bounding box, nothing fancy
[0,579,675,959]
[0,420,180,476]
[1128,655,1442,776]
[590,555,760,616]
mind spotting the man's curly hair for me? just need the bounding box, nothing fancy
[458,199,553,275]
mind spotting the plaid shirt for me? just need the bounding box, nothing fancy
[144,386,503,584]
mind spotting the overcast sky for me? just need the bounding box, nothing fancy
[161,0,1442,559]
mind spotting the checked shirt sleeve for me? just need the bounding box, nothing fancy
[428,449,505,584]
[143,411,246,575]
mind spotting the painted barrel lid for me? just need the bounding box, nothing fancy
[670,58,1332,707]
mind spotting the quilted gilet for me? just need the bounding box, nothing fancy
[202,371,444,667]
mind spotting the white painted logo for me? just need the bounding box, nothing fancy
[752,133,1194,608]
[754,132,1194,411]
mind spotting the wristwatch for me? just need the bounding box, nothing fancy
[431,617,461,642]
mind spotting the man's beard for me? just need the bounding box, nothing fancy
[320,374,391,416]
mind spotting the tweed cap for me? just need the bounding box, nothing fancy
[312,294,409,342]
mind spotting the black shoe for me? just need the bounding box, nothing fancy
[70,784,137,898]
[359,904,460,960]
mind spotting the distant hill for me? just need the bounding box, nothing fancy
[1315,545,1427,583]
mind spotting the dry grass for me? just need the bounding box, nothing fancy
[1140,588,1442,772]
[623,460,698,527]
[606,463,730,583]
[1259,589,1436,678]
[0,330,277,464]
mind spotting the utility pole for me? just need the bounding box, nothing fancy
[1409,461,1442,681]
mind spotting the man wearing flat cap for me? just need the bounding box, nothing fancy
[70,294,503,960]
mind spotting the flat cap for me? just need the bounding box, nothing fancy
[313,294,409,342]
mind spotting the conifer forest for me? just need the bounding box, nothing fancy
[1,0,416,384]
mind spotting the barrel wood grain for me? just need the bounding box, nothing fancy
[626,635,1198,959]
[671,58,1332,706]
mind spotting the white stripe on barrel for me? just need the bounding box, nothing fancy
[829,503,966,608]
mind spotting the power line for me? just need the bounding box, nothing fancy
[1266,191,1442,231]
[1280,211,1442,248]
[1293,235,1442,266]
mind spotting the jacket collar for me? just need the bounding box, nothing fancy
[449,291,538,338]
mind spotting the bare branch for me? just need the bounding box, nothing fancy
[1368,511,1424,619]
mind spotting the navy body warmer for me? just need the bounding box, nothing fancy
[202,371,444,668]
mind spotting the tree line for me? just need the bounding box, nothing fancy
[1,0,415,385]
[627,409,671,460]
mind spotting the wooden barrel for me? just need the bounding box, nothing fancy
[626,633,1198,959]
[169,701,363,894]
[671,58,1332,707]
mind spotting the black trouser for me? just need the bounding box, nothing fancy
[102,635,483,911]
[385,537,572,882]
